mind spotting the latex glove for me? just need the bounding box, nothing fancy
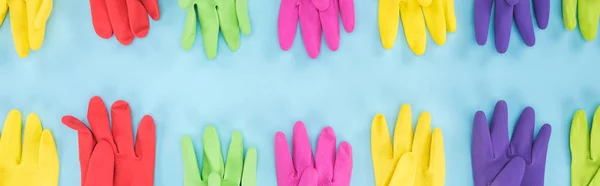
[182,125,257,186]
[474,0,549,53]
[371,104,445,186]
[179,0,251,60]
[0,110,59,186]
[570,107,600,186]
[563,0,600,41]
[378,0,456,55]
[0,0,52,58]
[91,0,160,45]
[62,96,156,186]
[274,121,352,186]
[472,100,551,186]
[278,0,355,59]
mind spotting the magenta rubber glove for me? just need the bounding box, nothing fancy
[472,100,551,186]
[277,0,355,59]
[274,121,353,186]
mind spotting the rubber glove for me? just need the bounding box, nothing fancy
[91,0,160,45]
[378,0,456,55]
[371,104,445,186]
[472,100,551,186]
[182,125,257,186]
[0,110,59,186]
[274,121,352,186]
[0,0,51,58]
[570,107,600,186]
[474,0,549,53]
[563,0,600,41]
[62,96,156,186]
[278,0,355,59]
[179,0,251,60]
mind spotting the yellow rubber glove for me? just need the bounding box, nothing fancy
[0,0,51,58]
[371,104,445,186]
[378,0,456,55]
[0,110,59,186]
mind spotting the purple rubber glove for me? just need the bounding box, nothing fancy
[472,101,552,186]
[474,0,549,53]
[277,0,355,59]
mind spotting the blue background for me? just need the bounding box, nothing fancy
[0,0,598,184]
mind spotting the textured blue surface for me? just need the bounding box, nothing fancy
[0,0,599,185]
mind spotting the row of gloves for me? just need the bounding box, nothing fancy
[0,98,597,185]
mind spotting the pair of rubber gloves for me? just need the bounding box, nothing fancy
[62,96,157,186]
[274,121,353,185]
[472,101,552,185]
[278,0,355,59]
[0,110,59,186]
[371,104,445,186]
[474,0,549,53]
[179,0,251,59]
[378,0,456,56]
[90,0,160,45]
[0,0,52,58]
[571,107,600,185]
[181,125,258,186]
[563,0,600,41]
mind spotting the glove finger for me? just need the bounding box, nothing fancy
[274,131,295,185]
[339,0,355,32]
[105,0,134,45]
[393,105,413,158]
[332,142,352,185]
[208,172,222,186]
[217,2,242,51]
[203,125,224,176]
[61,115,96,177]
[493,1,513,53]
[182,7,197,50]
[182,136,203,185]
[532,0,549,29]
[316,126,336,182]
[570,110,591,160]
[578,4,599,41]
[0,110,23,164]
[241,147,258,186]
[589,165,600,186]
[34,0,52,29]
[277,0,299,50]
[90,0,113,39]
[134,115,156,186]
[8,4,30,58]
[292,121,315,172]
[490,157,526,186]
[224,131,243,185]
[0,0,7,27]
[236,0,251,35]
[591,108,600,159]
[389,152,416,186]
[111,100,134,155]
[378,0,400,49]
[371,114,394,186]
[38,130,60,186]
[474,0,492,45]
[399,1,426,55]
[88,96,114,144]
[197,3,220,59]
[126,0,151,38]
[413,112,432,167]
[22,113,43,166]
[422,0,447,45]
[320,0,340,51]
[443,0,456,32]
[562,0,576,30]
[141,0,160,20]
[531,124,551,164]
[428,128,445,186]
[299,168,318,185]
[490,100,509,158]
[299,0,322,58]
[514,0,535,46]
[84,140,114,186]
[26,0,47,50]
[472,111,493,160]
[509,107,534,162]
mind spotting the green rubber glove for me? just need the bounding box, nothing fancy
[179,0,251,59]
[563,0,600,41]
[182,125,257,186]
[571,108,600,186]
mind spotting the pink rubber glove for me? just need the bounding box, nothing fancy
[277,0,355,59]
[274,121,353,186]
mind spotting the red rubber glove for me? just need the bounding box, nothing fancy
[62,96,156,186]
[90,0,160,45]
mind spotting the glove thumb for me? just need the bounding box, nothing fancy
[490,157,526,186]
[390,152,417,185]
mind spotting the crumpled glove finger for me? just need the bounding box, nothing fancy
[474,0,492,45]
[180,0,196,50]
[90,0,113,39]
[28,0,52,50]
[105,0,134,45]
[400,0,426,55]
[236,0,251,35]
[316,126,337,182]
[489,157,526,186]
[509,107,535,162]
[532,0,548,29]
[513,0,535,46]
[493,0,514,53]
[202,126,224,178]
[141,0,160,20]
[8,3,30,58]
[422,0,447,45]
[126,0,151,38]
[223,131,243,185]
[299,0,322,58]
[378,0,400,49]
[562,0,576,30]
[216,0,242,51]
[197,3,219,59]
[277,0,299,51]
[319,0,341,51]
[578,1,600,41]
[84,140,114,186]
[443,0,456,32]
